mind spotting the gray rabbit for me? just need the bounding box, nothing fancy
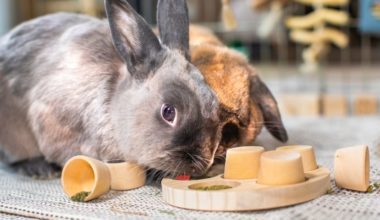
[0,0,223,178]
[0,0,287,179]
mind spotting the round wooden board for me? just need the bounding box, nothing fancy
[161,167,330,211]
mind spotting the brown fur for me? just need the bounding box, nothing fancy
[189,25,277,152]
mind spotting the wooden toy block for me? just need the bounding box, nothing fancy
[276,145,318,172]
[61,155,146,202]
[353,95,378,115]
[279,94,320,116]
[334,145,370,192]
[321,95,348,117]
[107,162,146,191]
[224,146,264,179]
[257,151,305,185]
[162,146,330,211]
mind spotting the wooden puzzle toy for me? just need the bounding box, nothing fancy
[334,145,370,192]
[162,146,331,211]
[61,155,145,202]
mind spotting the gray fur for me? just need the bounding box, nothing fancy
[106,0,164,79]
[0,0,220,177]
[157,0,190,59]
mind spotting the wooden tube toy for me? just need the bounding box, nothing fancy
[257,151,305,185]
[334,145,370,192]
[224,146,264,179]
[61,155,111,202]
[62,156,146,202]
[276,145,318,171]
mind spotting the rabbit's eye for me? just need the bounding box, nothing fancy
[161,104,177,126]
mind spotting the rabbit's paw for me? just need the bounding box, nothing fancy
[11,157,61,179]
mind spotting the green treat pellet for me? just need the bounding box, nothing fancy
[159,210,176,216]
[367,185,375,193]
[70,191,90,202]
[367,182,380,193]
[326,188,334,194]
[194,185,232,191]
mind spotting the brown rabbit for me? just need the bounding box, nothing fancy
[189,25,288,156]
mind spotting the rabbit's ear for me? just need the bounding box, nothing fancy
[157,0,190,60]
[249,74,288,142]
[105,0,163,79]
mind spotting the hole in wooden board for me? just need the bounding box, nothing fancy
[189,181,240,191]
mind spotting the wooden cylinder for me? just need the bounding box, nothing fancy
[334,145,370,192]
[276,145,318,171]
[107,162,146,191]
[61,155,111,202]
[258,151,305,185]
[224,146,264,179]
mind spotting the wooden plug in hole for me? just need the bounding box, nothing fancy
[257,151,306,186]
[224,146,264,180]
[276,145,318,172]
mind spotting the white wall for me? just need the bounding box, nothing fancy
[0,0,16,36]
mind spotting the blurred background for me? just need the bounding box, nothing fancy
[0,0,379,117]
